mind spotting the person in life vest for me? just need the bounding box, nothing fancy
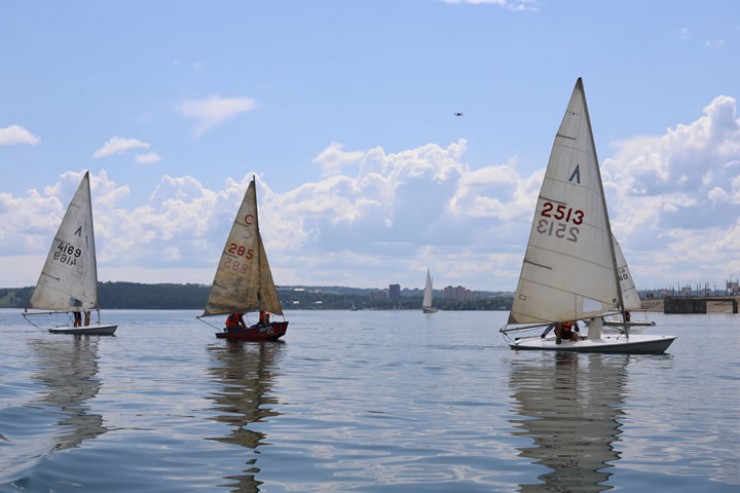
[225,312,247,332]
[258,310,271,326]
[555,320,584,344]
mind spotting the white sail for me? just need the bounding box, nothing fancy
[28,172,99,312]
[509,78,621,325]
[422,267,436,312]
[203,177,284,317]
[613,236,643,311]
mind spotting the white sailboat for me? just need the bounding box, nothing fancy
[24,172,117,335]
[198,176,288,341]
[500,78,675,353]
[422,267,438,313]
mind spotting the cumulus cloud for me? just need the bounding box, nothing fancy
[135,152,161,165]
[93,136,150,159]
[3,94,739,290]
[0,125,40,145]
[603,94,740,286]
[312,142,364,177]
[179,95,256,136]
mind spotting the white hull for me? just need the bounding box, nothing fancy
[510,334,676,354]
[49,324,117,336]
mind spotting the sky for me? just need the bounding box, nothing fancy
[1,1,739,292]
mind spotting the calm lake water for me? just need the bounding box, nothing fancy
[0,309,737,492]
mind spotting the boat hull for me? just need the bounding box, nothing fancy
[216,321,288,341]
[510,334,676,354]
[49,324,118,336]
[422,307,438,314]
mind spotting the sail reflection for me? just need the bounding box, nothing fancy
[509,353,628,493]
[30,336,107,451]
[207,341,284,492]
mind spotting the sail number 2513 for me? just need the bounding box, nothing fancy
[537,201,584,242]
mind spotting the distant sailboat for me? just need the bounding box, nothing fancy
[198,176,288,341]
[422,268,438,313]
[500,78,675,353]
[24,172,117,335]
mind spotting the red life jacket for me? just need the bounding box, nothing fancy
[225,314,242,327]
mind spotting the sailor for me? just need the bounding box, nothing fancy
[555,320,584,344]
[225,312,247,332]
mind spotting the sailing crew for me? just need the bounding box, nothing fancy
[259,310,270,325]
[225,312,247,332]
[555,320,584,344]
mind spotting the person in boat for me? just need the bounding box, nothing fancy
[555,320,585,344]
[71,298,83,327]
[225,312,247,332]
[258,310,271,325]
[624,310,631,322]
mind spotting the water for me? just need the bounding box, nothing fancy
[0,309,738,492]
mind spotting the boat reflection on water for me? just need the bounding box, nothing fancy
[31,336,107,451]
[206,341,285,492]
[509,353,628,493]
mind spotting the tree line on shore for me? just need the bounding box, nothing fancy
[0,282,513,311]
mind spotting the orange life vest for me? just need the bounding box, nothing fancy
[225,313,242,327]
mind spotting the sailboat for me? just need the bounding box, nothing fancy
[198,176,288,341]
[500,78,675,353]
[23,172,117,335]
[422,267,437,313]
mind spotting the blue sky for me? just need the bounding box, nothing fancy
[1,0,739,291]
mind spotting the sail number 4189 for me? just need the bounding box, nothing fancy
[537,201,584,242]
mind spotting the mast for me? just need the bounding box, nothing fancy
[577,78,628,337]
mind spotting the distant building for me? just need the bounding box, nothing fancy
[444,285,473,301]
[369,289,386,301]
[388,284,401,301]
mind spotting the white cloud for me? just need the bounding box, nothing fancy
[135,152,161,165]
[93,136,150,159]
[312,141,364,177]
[0,125,40,145]
[179,95,256,136]
[603,94,740,287]
[3,94,740,291]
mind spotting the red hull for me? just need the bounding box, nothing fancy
[215,321,288,341]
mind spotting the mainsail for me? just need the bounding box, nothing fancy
[202,177,283,317]
[422,268,434,310]
[508,78,622,324]
[28,172,99,312]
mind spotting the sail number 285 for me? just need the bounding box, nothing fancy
[227,242,254,260]
[223,242,254,274]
